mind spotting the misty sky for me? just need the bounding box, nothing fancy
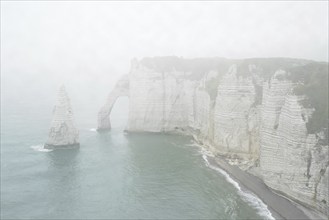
[1,1,328,114]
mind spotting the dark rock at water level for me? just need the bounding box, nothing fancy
[44,143,80,149]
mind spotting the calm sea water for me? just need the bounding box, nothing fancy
[1,98,272,219]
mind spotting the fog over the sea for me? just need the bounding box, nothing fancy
[1,1,328,122]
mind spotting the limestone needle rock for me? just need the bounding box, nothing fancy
[45,85,79,149]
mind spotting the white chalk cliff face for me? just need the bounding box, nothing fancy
[99,57,328,216]
[45,85,79,149]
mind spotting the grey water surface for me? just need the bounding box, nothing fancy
[1,99,264,219]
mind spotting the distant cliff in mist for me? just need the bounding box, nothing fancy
[98,56,328,216]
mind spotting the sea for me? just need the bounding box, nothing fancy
[1,92,274,219]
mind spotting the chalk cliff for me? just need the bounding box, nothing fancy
[99,57,328,216]
[98,75,129,130]
[45,85,79,149]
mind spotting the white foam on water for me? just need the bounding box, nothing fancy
[240,190,275,220]
[202,154,241,191]
[89,128,97,132]
[187,141,202,148]
[30,144,53,152]
[187,141,216,157]
[201,153,275,220]
[199,147,215,158]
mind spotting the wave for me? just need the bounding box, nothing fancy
[187,141,216,158]
[30,144,53,152]
[187,141,202,148]
[201,153,275,220]
[89,128,97,132]
[202,154,241,191]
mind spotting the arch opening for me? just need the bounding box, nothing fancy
[97,74,130,131]
[109,96,129,131]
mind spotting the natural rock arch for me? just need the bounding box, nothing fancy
[97,75,130,131]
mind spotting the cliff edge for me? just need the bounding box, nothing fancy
[99,56,328,216]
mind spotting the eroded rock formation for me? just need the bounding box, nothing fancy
[45,85,79,149]
[97,75,129,131]
[99,57,328,216]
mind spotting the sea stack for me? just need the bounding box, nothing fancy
[44,85,79,149]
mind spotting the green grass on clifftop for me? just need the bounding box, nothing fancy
[288,62,329,139]
[140,56,232,80]
[139,56,328,139]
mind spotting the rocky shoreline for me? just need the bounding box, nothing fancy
[99,57,328,217]
[207,156,326,220]
[125,131,327,219]
[194,133,327,220]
